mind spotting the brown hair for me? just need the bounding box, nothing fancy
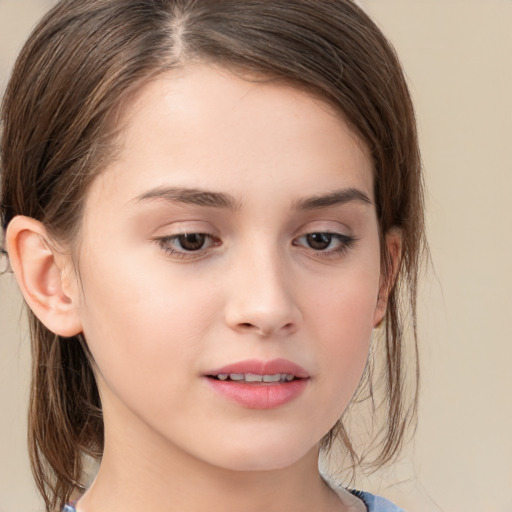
[0,1,426,510]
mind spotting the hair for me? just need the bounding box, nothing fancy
[0,1,426,510]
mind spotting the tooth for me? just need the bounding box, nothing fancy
[223,373,296,383]
[245,373,264,382]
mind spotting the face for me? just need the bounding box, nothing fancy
[71,64,387,472]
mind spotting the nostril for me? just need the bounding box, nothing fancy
[235,320,297,337]
[237,322,271,336]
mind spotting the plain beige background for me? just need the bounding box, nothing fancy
[1,1,511,511]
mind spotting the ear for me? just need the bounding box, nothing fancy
[6,216,83,337]
[373,228,402,327]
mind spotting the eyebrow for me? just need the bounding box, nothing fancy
[134,186,240,210]
[133,185,372,211]
[294,188,373,210]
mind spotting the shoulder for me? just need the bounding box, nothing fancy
[349,489,406,512]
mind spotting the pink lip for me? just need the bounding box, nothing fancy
[204,358,309,410]
[206,358,310,379]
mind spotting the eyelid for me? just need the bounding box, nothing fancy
[149,218,218,236]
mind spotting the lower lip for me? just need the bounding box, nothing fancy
[205,378,308,409]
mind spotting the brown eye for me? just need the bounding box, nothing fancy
[177,233,207,251]
[306,233,333,250]
[293,231,356,257]
[156,232,220,259]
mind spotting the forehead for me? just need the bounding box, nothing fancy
[86,63,373,211]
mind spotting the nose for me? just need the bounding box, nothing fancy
[224,246,301,337]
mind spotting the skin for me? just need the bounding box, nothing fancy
[7,64,399,512]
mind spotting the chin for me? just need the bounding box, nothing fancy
[204,434,319,473]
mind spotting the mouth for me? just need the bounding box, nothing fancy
[207,373,299,383]
[204,359,309,409]
[205,358,309,382]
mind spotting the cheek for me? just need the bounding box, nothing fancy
[80,244,218,334]
[303,264,379,411]
[75,252,218,408]
[317,294,373,377]
[305,257,380,338]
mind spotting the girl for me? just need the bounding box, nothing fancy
[0,1,425,511]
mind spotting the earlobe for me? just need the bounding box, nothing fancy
[374,229,402,327]
[6,216,83,337]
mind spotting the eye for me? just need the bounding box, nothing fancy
[293,232,356,255]
[305,233,334,250]
[175,233,208,251]
[155,233,220,258]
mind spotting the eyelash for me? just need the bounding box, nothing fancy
[154,231,357,260]
[292,232,357,257]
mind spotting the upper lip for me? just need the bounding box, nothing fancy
[205,358,309,379]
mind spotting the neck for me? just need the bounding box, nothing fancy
[81,442,341,512]
[77,411,343,512]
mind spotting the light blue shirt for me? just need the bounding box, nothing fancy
[352,490,405,512]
